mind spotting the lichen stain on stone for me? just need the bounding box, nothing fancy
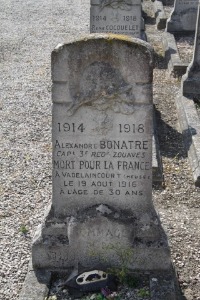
[106,33,134,43]
[55,33,152,51]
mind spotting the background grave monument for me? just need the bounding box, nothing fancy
[166,0,198,33]
[32,34,170,272]
[90,0,145,39]
[182,3,200,98]
[175,3,200,188]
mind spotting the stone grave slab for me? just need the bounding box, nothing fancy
[182,3,200,97]
[166,0,198,33]
[90,0,145,39]
[32,34,171,272]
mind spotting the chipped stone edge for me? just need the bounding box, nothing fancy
[52,33,154,65]
[153,0,167,30]
[175,93,200,187]
[162,32,188,77]
[19,257,51,300]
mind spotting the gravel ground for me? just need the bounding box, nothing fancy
[163,4,174,19]
[176,35,195,64]
[0,1,90,299]
[0,1,200,300]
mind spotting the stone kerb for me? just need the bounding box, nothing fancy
[32,34,171,272]
[90,0,144,38]
[166,0,199,33]
[182,3,200,97]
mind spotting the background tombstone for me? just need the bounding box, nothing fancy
[166,0,198,33]
[182,3,200,98]
[32,34,170,272]
[90,0,145,39]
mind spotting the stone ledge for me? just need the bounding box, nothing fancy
[175,94,200,187]
[162,32,188,77]
[19,259,51,300]
[153,0,167,30]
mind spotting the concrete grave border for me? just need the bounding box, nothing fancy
[162,32,188,77]
[19,259,51,300]
[175,94,200,187]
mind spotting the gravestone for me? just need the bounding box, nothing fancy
[32,34,170,272]
[166,0,198,33]
[90,0,145,39]
[182,3,200,98]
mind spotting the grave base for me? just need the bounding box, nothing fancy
[19,259,178,300]
[32,205,171,272]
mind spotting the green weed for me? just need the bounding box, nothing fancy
[137,288,150,298]
[90,243,138,287]
[20,225,28,234]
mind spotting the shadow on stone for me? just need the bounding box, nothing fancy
[143,10,156,25]
[153,50,168,69]
[154,106,188,159]
[162,32,189,77]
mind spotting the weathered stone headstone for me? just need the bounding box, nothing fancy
[166,0,198,33]
[32,34,170,271]
[90,0,144,39]
[182,3,200,97]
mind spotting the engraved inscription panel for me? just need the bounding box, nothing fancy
[90,0,141,37]
[176,0,198,8]
[53,104,152,215]
[167,0,198,32]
